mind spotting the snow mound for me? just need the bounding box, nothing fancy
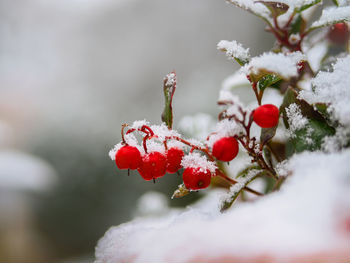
[95,150,350,263]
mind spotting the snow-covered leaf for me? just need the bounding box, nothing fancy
[226,0,271,23]
[242,52,305,82]
[217,40,250,66]
[310,6,350,30]
[221,169,262,212]
[256,1,289,17]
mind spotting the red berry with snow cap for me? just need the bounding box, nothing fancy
[253,104,279,128]
[182,167,211,190]
[166,147,184,174]
[138,152,167,181]
[328,23,349,45]
[212,137,239,162]
[115,145,142,170]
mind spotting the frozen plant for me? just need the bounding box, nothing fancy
[108,0,350,211]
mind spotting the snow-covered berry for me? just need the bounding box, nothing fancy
[253,104,279,128]
[115,145,142,170]
[212,137,239,162]
[166,147,184,174]
[182,167,211,190]
[328,23,349,45]
[138,152,167,181]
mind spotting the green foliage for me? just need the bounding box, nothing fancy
[296,0,321,12]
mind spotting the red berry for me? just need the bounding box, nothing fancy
[115,145,142,170]
[212,137,239,162]
[253,104,279,128]
[182,167,211,190]
[328,23,349,45]
[166,147,184,173]
[137,152,167,181]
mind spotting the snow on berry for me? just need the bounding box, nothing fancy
[166,147,184,174]
[150,123,180,141]
[109,133,141,161]
[181,152,216,174]
[130,119,150,130]
[253,104,279,128]
[241,51,306,79]
[212,137,239,162]
[217,40,250,63]
[182,167,212,190]
[115,145,142,170]
[138,152,167,181]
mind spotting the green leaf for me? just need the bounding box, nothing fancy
[258,74,282,92]
[290,15,306,34]
[296,0,321,12]
[332,0,340,6]
[280,88,336,155]
[171,183,190,199]
[256,1,289,17]
[260,126,277,146]
[289,119,335,153]
[161,72,176,129]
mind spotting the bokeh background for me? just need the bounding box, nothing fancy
[0,0,273,262]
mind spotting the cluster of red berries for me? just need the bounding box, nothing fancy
[115,145,184,180]
[113,104,279,190]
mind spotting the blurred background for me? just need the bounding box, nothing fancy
[0,0,273,262]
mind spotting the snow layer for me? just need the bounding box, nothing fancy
[181,152,217,174]
[242,51,305,79]
[95,150,350,263]
[311,6,350,28]
[299,55,350,127]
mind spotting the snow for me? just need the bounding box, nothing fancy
[226,0,271,21]
[135,191,169,217]
[217,40,250,63]
[305,41,328,72]
[181,152,217,174]
[150,123,181,141]
[241,51,306,79]
[131,119,150,130]
[285,103,308,135]
[165,72,176,86]
[218,90,248,117]
[222,169,260,204]
[108,133,140,160]
[299,55,350,127]
[311,6,350,28]
[206,119,243,149]
[178,114,216,141]
[258,0,321,10]
[95,150,350,263]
